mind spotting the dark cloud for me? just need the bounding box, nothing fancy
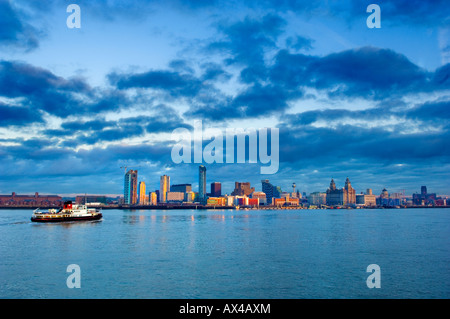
[200,62,231,82]
[407,100,450,121]
[277,96,450,168]
[0,60,135,118]
[268,47,449,100]
[433,63,450,86]
[108,69,203,98]
[0,102,43,126]
[278,121,450,167]
[97,12,448,123]
[186,44,447,121]
[284,99,450,127]
[306,47,430,98]
[0,60,91,117]
[269,49,317,91]
[208,13,286,67]
[0,138,173,174]
[232,83,292,116]
[41,105,192,147]
[0,0,40,51]
[185,83,295,121]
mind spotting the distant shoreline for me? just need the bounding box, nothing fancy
[1,205,449,210]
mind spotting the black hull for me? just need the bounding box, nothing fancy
[31,214,102,223]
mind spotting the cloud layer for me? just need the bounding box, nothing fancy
[0,0,449,195]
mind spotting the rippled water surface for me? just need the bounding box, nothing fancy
[0,208,449,298]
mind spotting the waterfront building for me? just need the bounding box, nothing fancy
[184,191,195,202]
[248,198,259,207]
[124,170,138,205]
[171,184,192,193]
[224,195,235,206]
[199,165,207,204]
[75,195,107,205]
[211,182,222,197]
[343,178,356,205]
[231,182,255,196]
[325,178,341,206]
[166,192,184,202]
[138,181,146,204]
[273,195,300,206]
[308,192,326,205]
[234,196,249,206]
[281,192,291,198]
[380,188,389,200]
[261,179,282,205]
[412,186,437,205]
[326,178,356,206]
[377,188,402,207]
[207,197,226,206]
[356,189,376,207]
[251,191,267,205]
[160,175,170,203]
[149,192,157,205]
[0,192,63,206]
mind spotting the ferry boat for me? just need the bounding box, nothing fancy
[31,201,102,223]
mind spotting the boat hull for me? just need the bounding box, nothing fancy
[31,213,102,223]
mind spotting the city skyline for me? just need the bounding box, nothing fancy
[119,167,447,202]
[1,168,446,208]
[0,1,449,196]
[1,170,449,198]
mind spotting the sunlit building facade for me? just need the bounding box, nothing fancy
[124,170,138,205]
[160,175,170,203]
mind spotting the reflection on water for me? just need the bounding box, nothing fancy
[121,210,242,224]
[30,219,103,229]
[0,208,449,299]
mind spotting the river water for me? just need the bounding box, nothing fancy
[0,208,449,298]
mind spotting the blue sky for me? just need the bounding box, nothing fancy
[0,0,449,196]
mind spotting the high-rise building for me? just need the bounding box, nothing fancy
[138,181,146,204]
[211,182,221,197]
[261,179,282,205]
[231,182,255,196]
[124,170,138,205]
[199,165,207,204]
[159,175,170,203]
[421,186,427,195]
